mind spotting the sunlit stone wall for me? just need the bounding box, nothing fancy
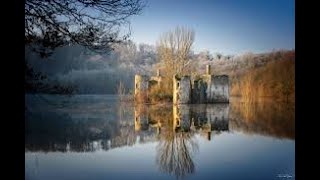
[134,74,149,102]
[173,75,192,104]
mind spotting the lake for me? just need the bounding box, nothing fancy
[25,94,295,180]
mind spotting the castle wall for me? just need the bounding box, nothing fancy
[134,75,149,94]
[192,79,207,104]
[134,75,149,102]
[205,75,229,103]
[173,76,192,104]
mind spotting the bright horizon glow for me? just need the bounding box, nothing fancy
[128,0,295,55]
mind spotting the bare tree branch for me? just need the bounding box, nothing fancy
[25,0,146,57]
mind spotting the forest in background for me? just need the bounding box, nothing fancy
[25,41,294,102]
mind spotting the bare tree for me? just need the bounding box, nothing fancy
[155,27,195,96]
[25,0,145,57]
[157,26,195,77]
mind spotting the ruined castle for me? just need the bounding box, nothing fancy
[134,65,229,104]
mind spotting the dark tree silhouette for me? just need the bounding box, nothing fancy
[25,0,145,57]
[25,0,145,94]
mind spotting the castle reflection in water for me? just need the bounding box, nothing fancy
[25,103,231,154]
[25,100,294,153]
[132,104,230,178]
[134,104,229,141]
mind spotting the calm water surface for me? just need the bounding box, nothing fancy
[25,94,295,180]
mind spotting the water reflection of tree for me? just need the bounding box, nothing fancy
[156,115,198,179]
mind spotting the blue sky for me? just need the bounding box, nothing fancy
[129,0,295,55]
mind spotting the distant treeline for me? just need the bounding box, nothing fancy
[26,41,294,98]
[25,42,157,94]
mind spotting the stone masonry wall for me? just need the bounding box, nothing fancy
[134,75,149,102]
[173,76,192,104]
